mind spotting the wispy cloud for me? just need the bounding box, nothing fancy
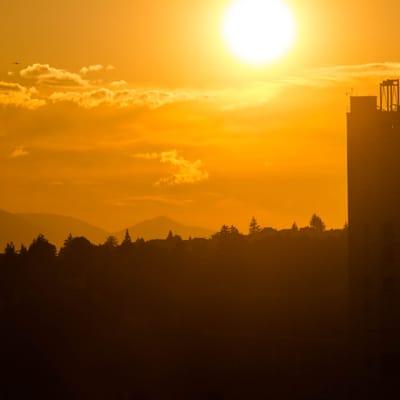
[47,62,400,111]
[0,81,45,109]
[79,64,104,75]
[134,150,209,186]
[20,63,88,87]
[9,146,29,158]
[278,62,400,89]
[1,61,400,112]
[134,152,160,160]
[109,80,128,89]
[310,62,400,82]
[79,64,115,76]
[49,88,211,109]
[110,195,193,207]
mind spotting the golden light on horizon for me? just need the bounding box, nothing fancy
[222,0,296,66]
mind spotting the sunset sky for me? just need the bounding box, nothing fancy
[1,0,400,231]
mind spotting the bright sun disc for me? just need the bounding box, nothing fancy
[223,0,296,65]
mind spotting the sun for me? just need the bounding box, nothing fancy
[222,0,296,66]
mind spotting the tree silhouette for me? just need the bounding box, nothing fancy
[212,225,242,241]
[229,225,240,235]
[19,244,28,256]
[291,222,299,231]
[28,234,57,259]
[135,237,145,245]
[212,225,229,240]
[103,235,118,248]
[249,217,262,235]
[64,233,73,247]
[121,229,133,247]
[4,242,16,257]
[59,236,93,260]
[0,223,350,400]
[310,214,326,232]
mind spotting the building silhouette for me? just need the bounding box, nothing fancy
[347,80,400,393]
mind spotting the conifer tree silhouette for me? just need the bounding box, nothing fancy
[249,217,262,235]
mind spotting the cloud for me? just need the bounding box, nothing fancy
[216,62,400,111]
[282,62,400,88]
[79,64,104,75]
[314,62,400,80]
[20,63,88,87]
[109,80,128,89]
[49,87,210,109]
[3,61,400,111]
[134,152,160,160]
[0,82,26,92]
[79,64,115,75]
[43,62,400,112]
[9,146,29,158]
[135,150,209,186]
[0,81,45,109]
[49,88,114,108]
[110,195,193,207]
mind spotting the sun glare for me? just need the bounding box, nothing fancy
[223,0,296,66]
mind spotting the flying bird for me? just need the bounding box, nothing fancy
[12,61,21,65]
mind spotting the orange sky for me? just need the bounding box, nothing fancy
[1,0,400,231]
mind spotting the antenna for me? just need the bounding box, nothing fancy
[380,79,400,112]
[346,88,354,113]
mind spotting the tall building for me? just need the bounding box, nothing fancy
[347,80,400,389]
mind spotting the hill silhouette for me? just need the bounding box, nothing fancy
[0,210,108,248]
[0,211,213,248]
[18,213,108,246]
[0,210,38,248]
[115,216,213,241]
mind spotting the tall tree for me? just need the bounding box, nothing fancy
[121,229,133,247]
[249,217,262,235]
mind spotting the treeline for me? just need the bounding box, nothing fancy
[1,213,338,256]
[0,214,351,400]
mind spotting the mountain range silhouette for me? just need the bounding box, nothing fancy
[0,210,213,248]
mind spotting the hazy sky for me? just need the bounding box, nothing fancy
[1,0,399,231]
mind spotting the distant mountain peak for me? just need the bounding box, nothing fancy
[0,211,108,249]
[0,210,213,250]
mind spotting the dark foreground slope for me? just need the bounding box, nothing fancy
[0,229,350,399]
